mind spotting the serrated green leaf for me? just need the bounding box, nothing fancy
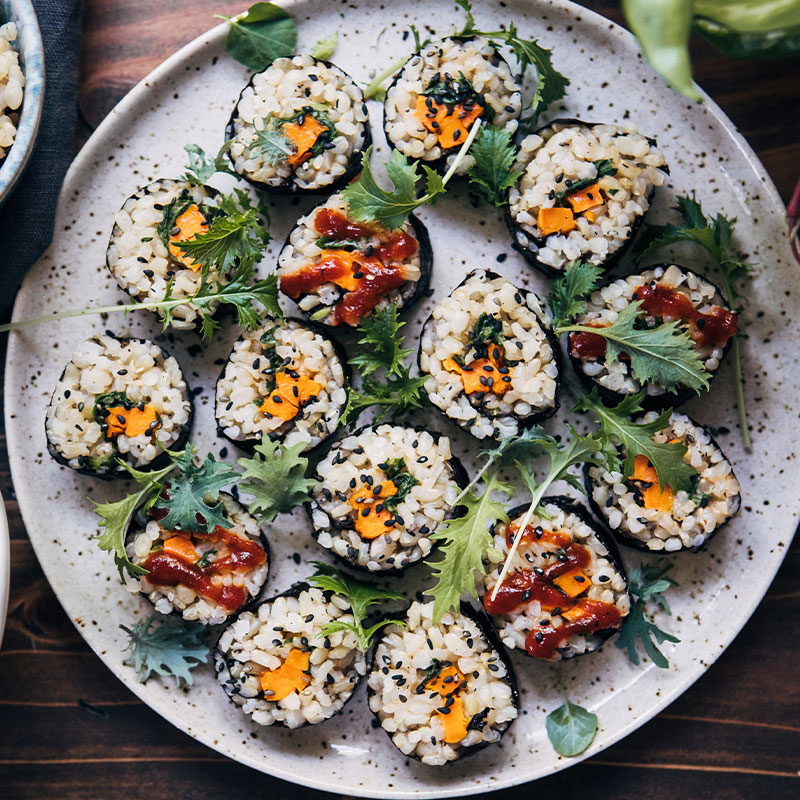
[181,141,237,184]
[575,388,696,492]
[121,614,209,686]
[237,440,316,522]
[548,260,604,328]
[426,472,514,623]
[467,125,521,207]
[546,697,598,757]
[348,302,412,377]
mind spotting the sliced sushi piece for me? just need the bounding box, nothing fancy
[367,600,519,765]
[384,36,522,172]
[215,318,348,453]
[481,498,630,661]
[226,55,370,193]
[124,492,269,624]
[308,425,467,573]
[106,178,233,331]
[214,583,368,728]
[584,411,741,552]
[45,333,192,478]
[277,192,433,327]
[419,269,560,440]
[507,120,668,276]
[568,264,738,408]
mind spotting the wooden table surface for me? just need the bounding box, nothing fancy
[2,2,799,798]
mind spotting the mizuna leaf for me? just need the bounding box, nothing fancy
[237,440,316,522]
[466,125,521,206]
[547,259,604,328]
[348,302,413,377]
[181,141,237,184]
[121,614,209,686]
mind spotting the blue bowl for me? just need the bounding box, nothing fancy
[0,0,44,207]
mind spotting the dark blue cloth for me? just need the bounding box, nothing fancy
[0,0,83,321]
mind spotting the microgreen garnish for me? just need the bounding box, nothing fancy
[466,125,521,207]
[216,2,297,71]
[382,458,420,514]
[363,25,430,101]
[195,549,217,569]
[157,190,200,250]
[341,118,481,229]
[310,31,339,60]
[546,686,598,757]
[426,472,513,624]
[616,561,680,669]
[415,659,444,693]
[309,562,406,651]
[237,440,316,523]
[341,302,429,427]
[454,0,570,125]
[575,389,695,493]
[467,312,504,357]
[634,194,753,449]
[553,158,616,205]
[489,429,604,602]
[547,260,604,329]
[181,141,238,184]
[248,112,296,165]
[120,613,209,686]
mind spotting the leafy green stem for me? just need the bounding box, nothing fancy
[730,334,751,451]
[364,56,409,100]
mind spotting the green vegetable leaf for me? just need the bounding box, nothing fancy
[246,113,296,165]
[348,302,412,377]
[553,158,617,205]
[575,388,696,493]
[310,31,339,60]
[154,450,238,533]
[120,614,209,686]
[237,440,316,522]
[217,3,297,71]
[616,561,680,668]
[382,458,420,514]
[558,300,710,394]
[546,696,598,757]
[181,141,237,184]
[341,372,429,427]
[95,459,180,580]
[548,259,604,328]
[454,0,476,31]
[467,125,521,207]
[309,561,406,650]
[622,0,700,100]
[426,472,514,623]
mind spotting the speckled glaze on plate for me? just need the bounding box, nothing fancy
[4,1,798,796]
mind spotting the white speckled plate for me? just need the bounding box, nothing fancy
[4,1,798,796]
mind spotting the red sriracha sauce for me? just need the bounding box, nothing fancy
[569,283,737,360]
[142,528,266,612]
[280,208,418,324]
[525,599,622,659]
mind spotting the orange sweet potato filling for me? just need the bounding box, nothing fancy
[261,373,323,422]
[553,568,591,598]
[283,116,327,168]
[427,665,470,744]
[631,455,674,512]
[105,404,160,438]
[537,206,576,236]
[566,183,604,214]
[443,344,510,398]
[161,535,198,563]
[259,648,311,701]
[414,96,483,150]
[168,204,210,271]
[349,480,398,539]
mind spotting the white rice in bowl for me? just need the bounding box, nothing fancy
[309,425,465,573]
[481,499,630,661]
[0,22,24,163]
[508,120,668,273]
[585,411,741,552]
[367,600,519,765]
[45,334,192,476]
[214,585,368,728]
[125,493,269,625]
[419,269,560,440]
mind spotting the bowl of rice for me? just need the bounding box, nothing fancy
[0,0,43,207]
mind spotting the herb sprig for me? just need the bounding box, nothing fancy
[616,561,680,668]
[466,125,522,207]
[575,389,695,493]
[216,3,297,71]
[121,614,209,686]
[309,562,406,651]
[182,141,238,184]
[634,194,753,449]
[546,686,598,757]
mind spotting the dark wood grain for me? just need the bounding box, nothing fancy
[3,1,800,798]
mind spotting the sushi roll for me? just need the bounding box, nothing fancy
[45,333,192,478]
[367,600,519,765]
[214,583,368,728]
[584,412,742,552]
[568,265,738,408]
[507,120,668,276]
[482,498,630,661]
[226,55,370,193]
[215,318,348,453]
[106,178,233,331]
[124,492,269,624]
[419,269,560,440]
[277,192,433,327]
[308,425,467,573]
[384,37,522,171]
